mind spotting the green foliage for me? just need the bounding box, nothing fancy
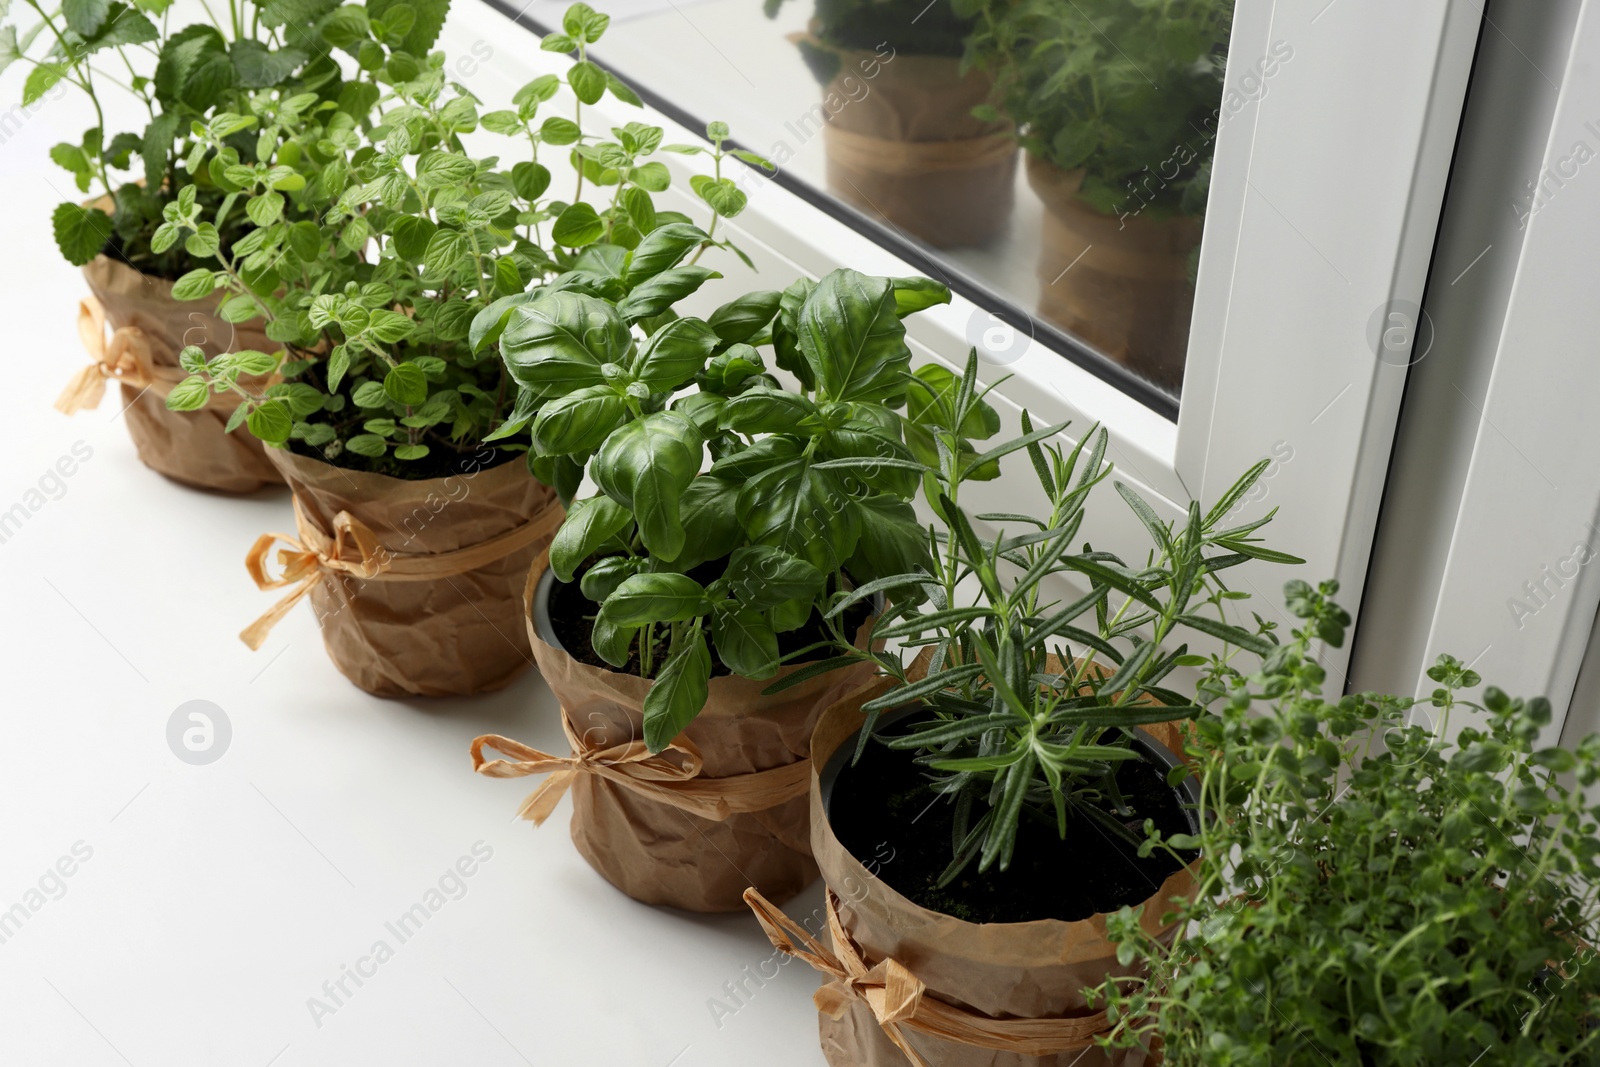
[158,4,753,472]
[496,264,950,748]
[964,0,1231,216]
[775,0,973,86]
[818,349,1301,882]
[814,0,971,55]
[1097,584,1600,1066]
[658,121,774,268]
[5,0,336,268]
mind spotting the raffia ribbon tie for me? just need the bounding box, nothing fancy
[56,297,163,415]
[241,492,563,650]
[470,719,727,824]
[471,719,813,825]
[241,496,389,650]
[744,889,1112,1067]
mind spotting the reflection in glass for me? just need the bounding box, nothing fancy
[780,0,1017,248]
[522,0,1242,399]
[965,0,1232,388]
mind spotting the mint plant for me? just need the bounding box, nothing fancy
[1098,581,1600,1066]
[808,349,1302,881]
[960,0,1231,215]
[484,266,951,749]
[2,0,381,270]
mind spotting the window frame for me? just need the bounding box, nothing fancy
[448,0,1483,679]
[1407,0,1600,745]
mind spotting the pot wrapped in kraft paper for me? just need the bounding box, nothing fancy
[744,693,1196,1067]
[1027,156,1202,391]
[241,447,562,697]
[55,254,282,493]
[469,552,882,913]
[808,38,1016,249]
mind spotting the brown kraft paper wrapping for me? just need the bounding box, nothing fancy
[1027,155,1202,391]
[775,689,1195,1066]
[511,551,881,913]
[65,254,282,493]
[253,447,561,697]
[815,43,1017,249]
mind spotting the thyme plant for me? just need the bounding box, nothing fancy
[1098,582,1600,1066]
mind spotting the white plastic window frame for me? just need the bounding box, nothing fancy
[1411,0,1600,746]
[446,0,1481,675]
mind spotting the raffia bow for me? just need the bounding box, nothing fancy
[56,297,165,414]
[242,493,563,650]
[471,719,812,825]
[744,889,1112,1066]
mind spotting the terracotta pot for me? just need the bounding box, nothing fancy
[1027,155,1202,390]
[513,554,882,912]
[249,447,561,697]
[816,45,1017,249]
[763,695,1199,1066]
[68,254,283,492]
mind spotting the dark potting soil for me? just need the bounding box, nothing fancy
[547,555,873,679]
[829,721,1196,924]
[288,439,527,480]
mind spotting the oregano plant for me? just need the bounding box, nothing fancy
[162,4,762,473]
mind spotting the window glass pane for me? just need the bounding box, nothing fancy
[506,0,1238,406]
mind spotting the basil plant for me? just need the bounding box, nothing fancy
[807,350,1303,881]
[4,0,417,270]
[162,3,756,472]
[477,265,952,749]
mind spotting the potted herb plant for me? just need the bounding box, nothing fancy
[469,264,953,912]
[1097,582,1600,1066]
[743,351,1302,1063]
[6,0,374,490]
[165,4,739,696]
[775,0,1016,248]
[965,0,1231,387]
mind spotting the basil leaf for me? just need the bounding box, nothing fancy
[632,317,718,391]
[592,411,704,562]
[797,268,910,404]
[500,290,631,392]
[724,545,825,608]
[626,222,709,281]
[605,572,710,626]
[738,456,861,575]
[642,626,711,751]
[530,384,627,456]
[711,604,780,679]
[550,494,634,582]
[719,388,818,435]
[672,476,744,571]
[706,289,781,344]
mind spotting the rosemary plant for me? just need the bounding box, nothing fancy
[812,350,1302,882]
